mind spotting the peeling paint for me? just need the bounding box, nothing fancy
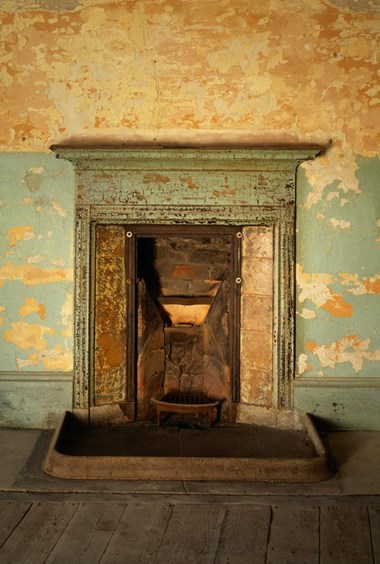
[302,145,361,210]
[297,264,353,317]
[329,218,351,230]
[297,353,310,375]
[300,308,317,320]
[0,304,5,325]
[340,273,380,295]
[5,320,55,351]
[306,336,380,373]
[51,200,67,217]
[19,297,46,320]
[321,294,353,318]
[6,225,35,247]
[0,263,73,286]
[40,346,72,371]
[0,154,74,373]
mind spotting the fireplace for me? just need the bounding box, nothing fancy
[52,146,321,425]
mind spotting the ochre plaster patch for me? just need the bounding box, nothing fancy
[5,225,35,248]
[5,320,55,351]
[40,345,73,371]
[0,263,73,286]
[0,1,378,159]
[0,305,5,325]
[16,352,40,370]
[306,336,380,373]
[321,294,353,318]
[19,297,46,320]
[296,264,353,317]
[339,273,380,295]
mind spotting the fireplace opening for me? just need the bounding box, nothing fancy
[134,228,240,422]
[93,223,278,422]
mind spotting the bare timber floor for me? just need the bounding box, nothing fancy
[0,499,379,563]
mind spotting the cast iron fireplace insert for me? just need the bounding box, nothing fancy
[94,224,242,422]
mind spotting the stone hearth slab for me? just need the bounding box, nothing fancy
[43,411,332,482]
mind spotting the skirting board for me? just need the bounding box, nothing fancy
[1,373,379,430]
[0,373,73,428]
[294,377,380,430]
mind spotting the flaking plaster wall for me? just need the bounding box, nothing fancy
[0,0,379,428]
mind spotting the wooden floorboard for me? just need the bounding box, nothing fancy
[320,505,374,564]
[0,502,73,563]
[266,504,320,564]
[46,502,125,564]
[214,504,271,564]
[25,502,78,563]
[0,501,31,547]
[100,502,173,564]
[155,504,225,564]
[0,500,378,563]
[369,506,380,564]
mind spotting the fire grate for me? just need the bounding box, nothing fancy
[151,393,220,426]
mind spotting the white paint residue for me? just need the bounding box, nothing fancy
[299,308,317,319]
[51,201,67,217]
[61,293,73,325]
[297,353,309,375]
[27,255,45,264]
[302,144,361,209]
[329,218,351,230]
[51,258,66,267]
[296,264,333,306]
[28,167,45,175]
[21,197,33,205]
[309,337,380,373]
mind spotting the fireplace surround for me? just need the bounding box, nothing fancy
[52,146,321,425]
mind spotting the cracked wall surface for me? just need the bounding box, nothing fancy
[0,1,379,394]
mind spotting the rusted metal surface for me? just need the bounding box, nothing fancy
[94,225,127,405]
[151,393,220,426]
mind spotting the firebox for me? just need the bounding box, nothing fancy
[52,146,321,425]
[95,225,241,421]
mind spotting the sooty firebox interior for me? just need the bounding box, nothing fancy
[134,226,240,421]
